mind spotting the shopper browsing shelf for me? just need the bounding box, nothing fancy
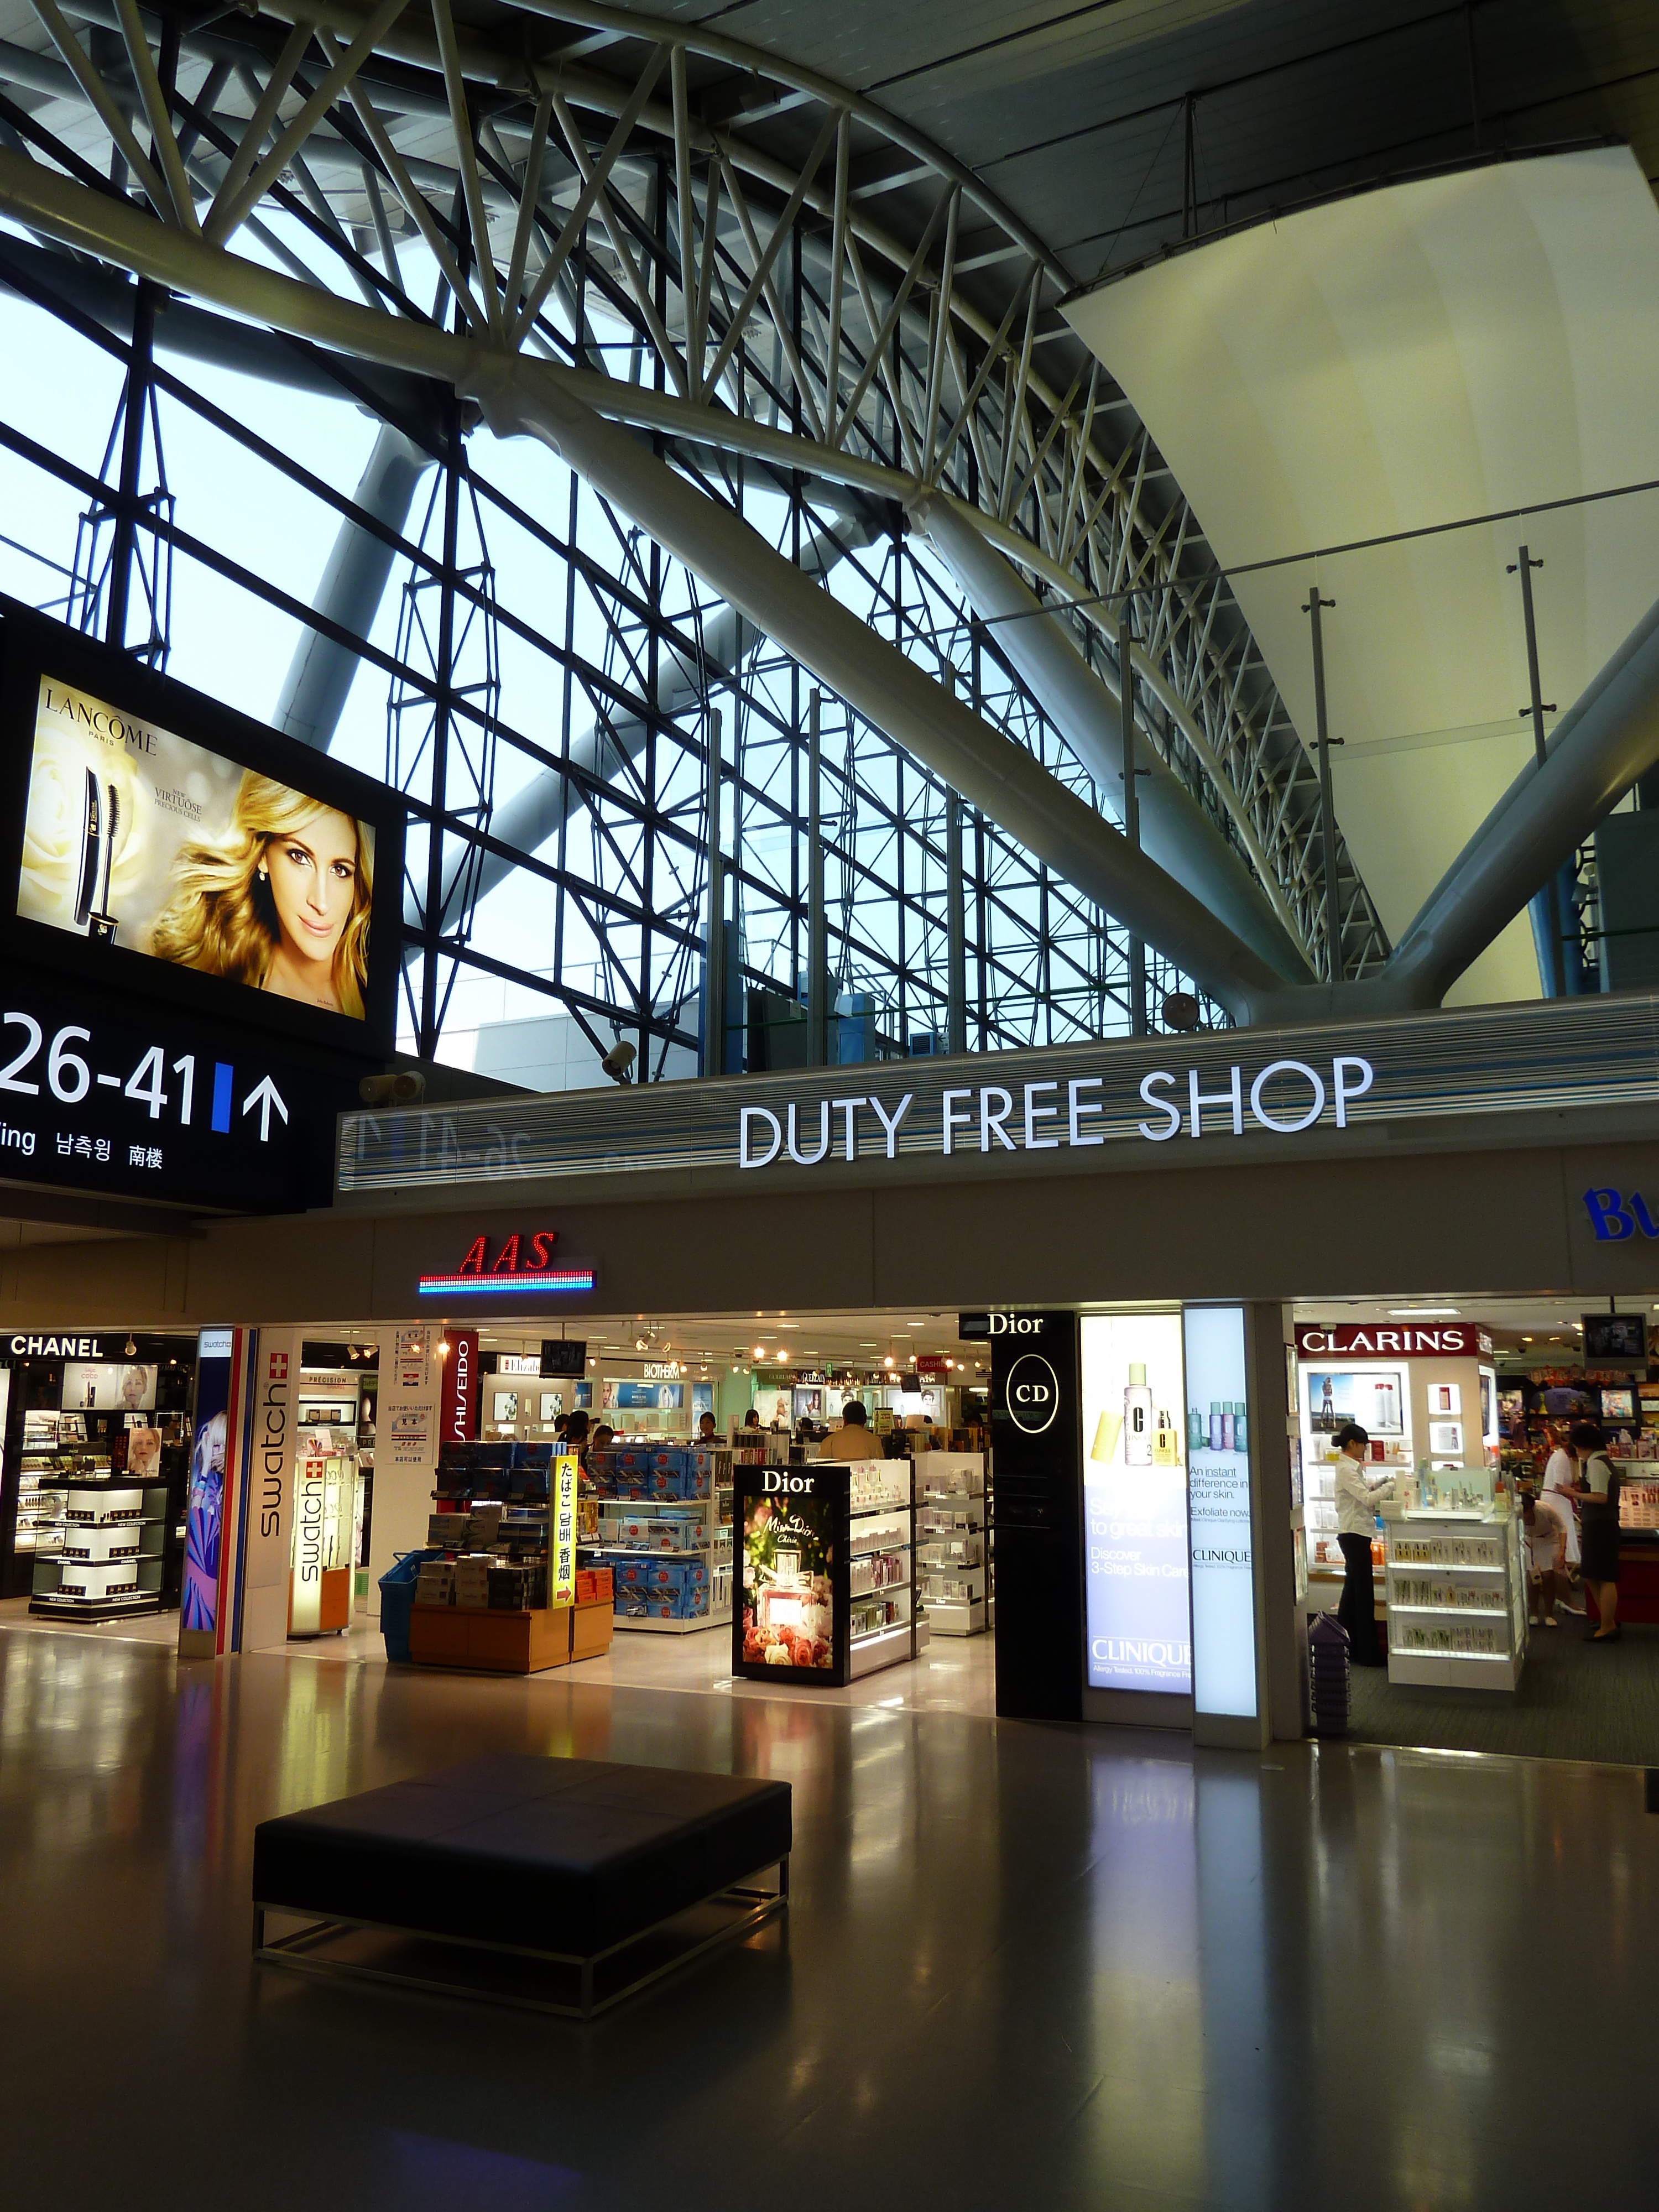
[1540,1420,1582,1576]
[813,1401,884,1460]
[1523,1489,1569,1628]
[1333,1422,1395,1668]
[1567,1421,1624,1643]
[697,1411,718,1442]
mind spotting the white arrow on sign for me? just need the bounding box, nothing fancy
[241,1074,290,1143]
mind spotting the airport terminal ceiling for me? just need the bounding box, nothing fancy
[0,1,1655,1094]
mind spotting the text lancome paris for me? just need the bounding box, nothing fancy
[738,1055,1375,1168]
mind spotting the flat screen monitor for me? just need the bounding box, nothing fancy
[0,597,403,1050]
[1582,1313,1647,1366]
[540,1339,586,1378]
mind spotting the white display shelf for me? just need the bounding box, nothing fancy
[924,1597,987,1636]
[849,1621,912,1677]
[613,1608,732,1635]
[1383,1509,1526,1692]
[915,1449,988,1637]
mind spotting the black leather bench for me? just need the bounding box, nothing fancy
[252,1752,791,2018]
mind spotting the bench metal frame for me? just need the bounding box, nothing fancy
[252,1855,788,2020]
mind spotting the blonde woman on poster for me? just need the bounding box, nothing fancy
[149,774,373,1018]
[19,679,375,1021]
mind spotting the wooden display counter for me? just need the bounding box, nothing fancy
[409,1597,614,1674]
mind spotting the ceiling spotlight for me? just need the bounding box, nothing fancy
[883,1355,894,1369]
[754,1344,766,1359]
[601,1040,636,1084]
[123,1334,137,1357]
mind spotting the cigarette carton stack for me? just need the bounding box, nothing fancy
[465,1503,504,1549]
[415,1558,456,1606]
[487,1563,532,1610]
[452,1554,493,1610]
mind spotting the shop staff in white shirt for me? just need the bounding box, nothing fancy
[1332,1422,1395,1667]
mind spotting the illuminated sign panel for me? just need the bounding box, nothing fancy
[340,994,1659,1200]
[416,1232,597,1300]
[1081,1313,1191,1695]
[1,595,402,1052]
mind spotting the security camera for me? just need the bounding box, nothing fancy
[1160,992,1202,1033]
[601,1040,637,1084]
[358,1070,426,1106]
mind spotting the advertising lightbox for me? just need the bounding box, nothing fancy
[1081,1312,1191,1694]
[0,596,402,1052]
[1183,1306,1258,1721]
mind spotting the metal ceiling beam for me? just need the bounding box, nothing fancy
[475,366,1283,1020]
[1382,594,1659,1009]
[0,9,1381,978]
[912,491,1313,983]
[275,419,434,750]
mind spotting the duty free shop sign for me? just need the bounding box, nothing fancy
[336,994,1659,1195]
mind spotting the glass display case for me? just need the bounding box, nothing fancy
[1381,1502,1527,1690]
[288,1427,363,1636]
[11,1352,192,1620]
[915,1451,988,1636]
[734,1457,917,1687]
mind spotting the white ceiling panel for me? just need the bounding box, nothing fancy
[1065,147,1659,1006]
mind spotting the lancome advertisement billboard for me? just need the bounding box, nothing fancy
[1,596,401,1051]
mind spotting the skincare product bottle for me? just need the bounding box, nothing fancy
[1234,1400,1248,1452]
[1152,1410,1179,1467]
[1209,1401,1223,1451]
[1124,1364,1153,1465]
[1188,1403,1206,1456]
[1220,1404,1235,1451]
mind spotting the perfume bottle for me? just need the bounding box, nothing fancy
[1152,1410,1180,1467]
[1124,1364,1153,1466]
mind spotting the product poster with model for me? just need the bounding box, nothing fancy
[1080,1312,1192,1693]
[182,1333,233,1639]
[61,1360,157,1411]
[735,1462,848,1685]
[1304,1368,1405,1436]
[0,597,402,1050]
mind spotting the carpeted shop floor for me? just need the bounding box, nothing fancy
[1346,1609,1659,1763]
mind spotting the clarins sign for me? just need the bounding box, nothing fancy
[1295,1322,1493,1357]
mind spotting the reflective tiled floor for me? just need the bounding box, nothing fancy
[2,1617,1655,2210]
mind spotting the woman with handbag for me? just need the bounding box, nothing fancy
[1566,1421,1624,1644]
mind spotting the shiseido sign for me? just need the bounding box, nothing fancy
[1295,1322,1493,1357]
